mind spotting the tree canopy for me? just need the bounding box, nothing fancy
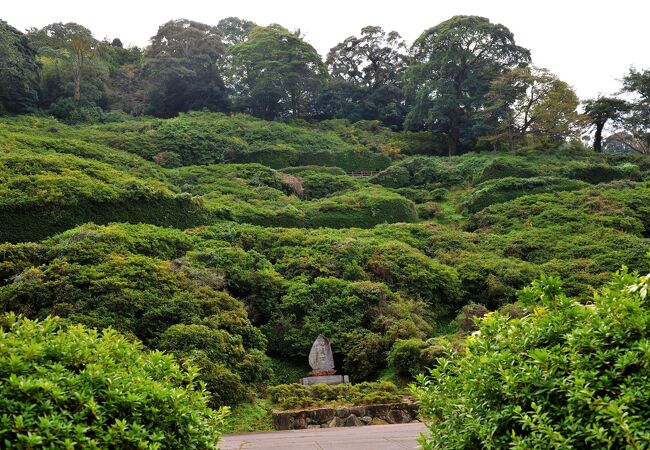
[0,20,39,113]
[229,24,327,119]
[320,26,408,128]
[145,19,230,117]
[406,15,531,155]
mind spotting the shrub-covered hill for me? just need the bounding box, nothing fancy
[2,189,648,382]
[168,164,417,228]
[1,112,649,408]
[1,113,429,171]
[1,116,422,241]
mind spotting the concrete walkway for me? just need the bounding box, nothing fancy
[220,422,427,449]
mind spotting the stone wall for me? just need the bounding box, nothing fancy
[272,402,419,430]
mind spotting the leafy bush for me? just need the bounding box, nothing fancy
[561,161,641,184]
[269,381,402,410]
[461,177,588,213]
[454,303,489,331]
[0,314,227,449]
[0,224,270,406]
[387,338,429,376]
[0,151,209,242]
[305,188,418,228]
[412,270,650,449]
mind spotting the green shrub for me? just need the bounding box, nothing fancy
[0,227,269,406]
[454,303,489,331]
[367,242,462,309]
[561,161,641,184]
[0,151,209,242]
[474,159,541,182]
[269,381,402,410]
[280,166,346,176]
[340,331,387,381]
[412,270,650,449]
[461,177,588,213]
[296,172,360,200]
[305,188,418,228]
[387,338,429,377]
[371,165,411,188]
[0,314,227,449]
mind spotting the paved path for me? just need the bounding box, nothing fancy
[220,423,427,450]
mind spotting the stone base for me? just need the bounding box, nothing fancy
[300,375,350,386]
[272,401,419,430]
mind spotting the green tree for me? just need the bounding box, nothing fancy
[485,67,579,149]
[101,39,146,114]
[0,20,39,113]
[583,96,629,152]
[405,16,530,155]
[217,17,256,47]
[145,19,230,117]
[620,67,650,154]
[327,25,406,89]
[320,26,408,127]
[28,22,105,108]
[229,24,327,119]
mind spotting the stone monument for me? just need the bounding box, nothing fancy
[300,335,349,386]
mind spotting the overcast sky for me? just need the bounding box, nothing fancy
[3,0,649,99]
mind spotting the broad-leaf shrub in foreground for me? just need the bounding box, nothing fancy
[0,314,228,449]
[412,270,649,449]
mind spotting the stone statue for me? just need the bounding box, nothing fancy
[308,335,335,374]
[300,335,349,386]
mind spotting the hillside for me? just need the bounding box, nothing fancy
[1,112,649,414]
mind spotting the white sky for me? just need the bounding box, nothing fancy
[3,0,649,99]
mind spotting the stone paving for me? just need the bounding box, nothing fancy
[220,422,427,449]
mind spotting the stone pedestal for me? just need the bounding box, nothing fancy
[300,375,350,386]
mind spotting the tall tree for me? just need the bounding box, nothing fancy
[0,20,39,113]
[229,24,327,119]
[405,16,531,155]
[583,96,628,152]
[217,17,256,47]
[145,19,230,117]
[101,40,146,115]
[28,23,103,107]
[486,67,582,149]
[620,68,650,154]
[320,26,407,128]
[327,26,406,89]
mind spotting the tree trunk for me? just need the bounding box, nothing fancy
[594,122,604,152]
[448,135,458,156]
[73,74,81,102]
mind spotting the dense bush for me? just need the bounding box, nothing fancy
[412,270,650,449]
[0,314,227,449]
[262,278,432,360]
[169,165,414,229]
[269,381,403,410]
[561,161,641,184]
[305,188,418,228]
[461,177,587,213]
[0,151,209,242]
[387,338,429,376]
[0,224,270,406]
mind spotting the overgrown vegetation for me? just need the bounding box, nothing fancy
[0,10,648,442]
[0,314,227,449]
[269,381,403,410]
[412,268,650,449]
